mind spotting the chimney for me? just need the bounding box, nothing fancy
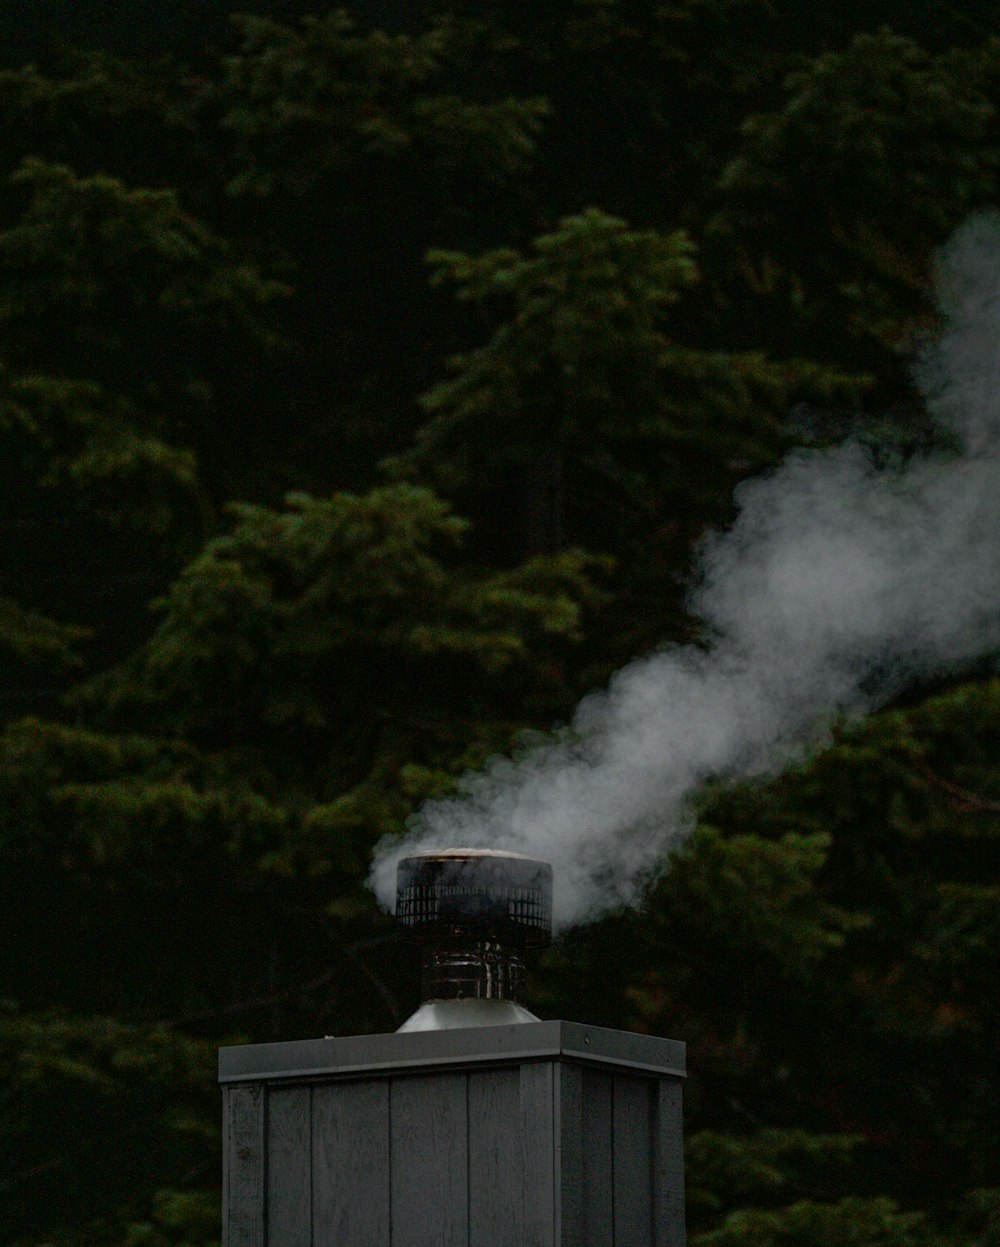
[219,850,686,1246]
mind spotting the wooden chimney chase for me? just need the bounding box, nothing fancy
[219,1019,686,1247]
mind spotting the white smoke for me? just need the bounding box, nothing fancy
[370,212,1000,929]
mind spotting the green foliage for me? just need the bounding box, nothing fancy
[136,484,599,735]
[221,9,546,197]
[125,1190,222,1247]
[687,1129,862,1217]
[657,825,864,973]
[0,370,204,539]
[954,1190,1000,1247]
[394,208,858,612]
[712,31,1000,359]
[693,1196,936,1247]
[0,158,284,392]
[0,51,202,190]
[0,156,287,689]
[0,1007,217,1244]
[0,595,88,667]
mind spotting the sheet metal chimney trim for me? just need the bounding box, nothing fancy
[218,1020,687,1083]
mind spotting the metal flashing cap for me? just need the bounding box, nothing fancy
[396,847,553,948]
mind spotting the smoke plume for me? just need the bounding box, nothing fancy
[370,213,1000,929]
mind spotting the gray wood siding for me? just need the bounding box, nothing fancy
[466,1063,556,1247]
[267,1086,311,1247]
[555,1061,584,1247]
[581,1070,614,1247]
[654,1080,686,1246]
[519,1062,556,1247]
[560,1069,665,1247]
[225,1084,265,1247]
[468,1068,524,1245]
[613,1075,654,1247]
[391,1073,469,1247]
[313,1080,391,1247]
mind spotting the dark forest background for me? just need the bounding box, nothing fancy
[1,1,1000,1242]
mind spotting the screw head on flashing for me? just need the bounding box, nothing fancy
[395,847,553,947]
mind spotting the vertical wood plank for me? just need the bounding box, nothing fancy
[268,1086,311,1247]
[613,1076,654,1247]
[554,1062,583,1247]
[226,1083,265,1247]
[520,1062,556,1247]
[391,1073,469,1247]
[466,1062,555,1247]
[222,1087,230,1243]
[654,1080,686,1247]
[581,1070,613,1247]
[313,1081,390,1247]
[469,1068,524,1246]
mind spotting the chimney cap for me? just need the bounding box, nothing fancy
[396,847,552,947]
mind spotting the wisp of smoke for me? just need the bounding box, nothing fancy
[370,212,1000,929]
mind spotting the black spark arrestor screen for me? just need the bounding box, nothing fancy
[396,849,552,946]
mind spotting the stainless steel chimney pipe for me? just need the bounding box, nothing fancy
[395,847,552,1031]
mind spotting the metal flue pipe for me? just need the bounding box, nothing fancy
[395,848,552,1031]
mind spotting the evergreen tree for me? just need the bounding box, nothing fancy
[392,208,858,661]
[709,31,1000,373]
